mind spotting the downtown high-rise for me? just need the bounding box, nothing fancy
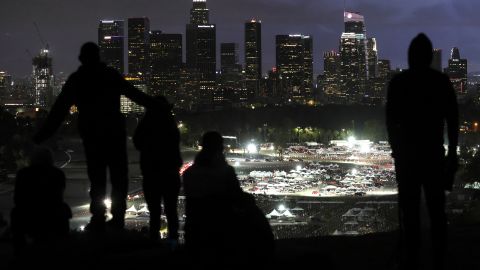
[149,31,182,100]
[32,47,54,108]
[186,0,216,109]
[322,51,341,101]
[216,43,245,107]
[446,47,468,97]
[276,34,313,104]
[245,19,262,103]
[340,11,369,104]
[98,20,125,74]
[128,17,150,81]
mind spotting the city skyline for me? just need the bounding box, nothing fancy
[0,0,478,77]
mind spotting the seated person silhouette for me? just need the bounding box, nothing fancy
[33,42,157,232]
[133,96,182,242]
[10,147,72,251]
[183,131,273,266]
[386,33,458,270]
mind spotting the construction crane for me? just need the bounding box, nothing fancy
[33,22,47,48]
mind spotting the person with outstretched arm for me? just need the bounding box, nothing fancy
[34,42,157,232]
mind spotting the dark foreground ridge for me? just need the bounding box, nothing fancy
[1,224,479,270]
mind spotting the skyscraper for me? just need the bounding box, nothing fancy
[340,32,364,103]
[431,48,442,72]
[32,47,54,108]
[367,38,378,78]
[128,17,150,80]
[217,43,245,107]
[190,0,209,24]
[98,20,125,74]
[0,71,12,101]
[186,0,216,109]
[220,43,239,73]
[322,51,341,101]
[276,34,313,103]
[340,11,369,104]
[149,31,182,100]
[245,19,262,103]
[446,47,468,96]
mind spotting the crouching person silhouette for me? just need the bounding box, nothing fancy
[183,131,274,267]
[11,147,71,253]
[386,33,459,270]
[33,42,157,232]
[133,96,182,243]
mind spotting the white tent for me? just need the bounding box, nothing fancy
[266,209,282,218]
[137,206,150,216]
[126,205,137,214]
[282,210,295,218]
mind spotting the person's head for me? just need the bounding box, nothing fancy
[408,33,433,69]
[30,146,54,167]
[200,131,224,154]
[79,42,101,65]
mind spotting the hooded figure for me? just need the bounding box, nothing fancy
[182,131,273,268]
[386,33,458,270]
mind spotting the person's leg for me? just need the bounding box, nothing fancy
[84,141,107,230]
[108,137,128,228]
[424,176,447,269]
[396,162,422,269]
[163,174,180,240]
[142,173,162,240]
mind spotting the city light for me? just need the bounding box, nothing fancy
[296,165,302,171]
[247,143,257,154]
[104,198,112,209]
[278,204,286,211]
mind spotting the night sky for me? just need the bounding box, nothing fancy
[0,0,478,77]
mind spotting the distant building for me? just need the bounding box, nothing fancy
[149,31,182,101]
[0,71,12,101]
[322,51,342,103]
[276,34,313,104]
[245,19,262,103]
[367,38,378,79]
[431,48,442,72]
[32,47,54,108]
[186,0,216,109]
[446,47,468,97]
[261,67,283,104]
[340,11,368,104]
[368,59,391,105]
[98,20,125,74]
[128,17,150,82]
[216,43,245,107]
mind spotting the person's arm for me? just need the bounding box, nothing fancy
[117,72,155,108]
[33,79,75,144]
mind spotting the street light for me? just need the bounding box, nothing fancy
[247,143,257,154]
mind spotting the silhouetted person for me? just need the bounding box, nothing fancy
[10,147,71,252]
[386,33,459,270]
[183,131,274,267]
[133,96,182,242]
[33,42,156,232]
